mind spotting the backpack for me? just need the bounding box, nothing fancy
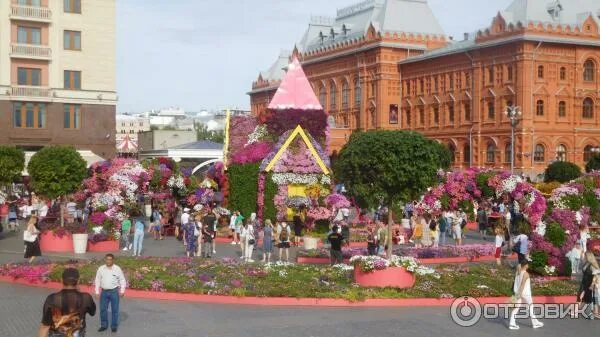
[512,239,521,253]
[280,226,289,242]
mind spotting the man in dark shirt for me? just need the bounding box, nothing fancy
[39,268,96,337]
[327,226,345,265]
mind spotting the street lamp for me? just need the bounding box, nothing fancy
[504,106,522,173]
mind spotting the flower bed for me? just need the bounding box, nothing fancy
[298,244,496,260]
[0,258,577,300]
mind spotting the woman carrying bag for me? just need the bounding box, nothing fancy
[23,215,41,263]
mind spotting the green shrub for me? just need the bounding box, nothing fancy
[561,257,572,277]
[476,172,496,198]
[585,154,600,173]
[263,172,277,223]
[544,222,567,248]
[227,163,259,217]
[544,161,582,183]
[529,251,548,272]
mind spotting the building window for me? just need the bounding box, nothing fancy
[63,104,81,129]
[341,80,349,109]
[64,0,81,13]
[536,100,544,116]
[487,101,495,120]
[406,108,411,127]
[486,142,496,163]
[448,144,456,163]
[507,65,513,81]
[448,105,455,124]
[64,70,81,89]
[556,144,567,161]
[449,73,454,90]
[537,65,544,79]
[329,80,337,111]
[433,106,439,125]
[583,97,594,119]
[465,72,470,87]
[405,81,411,96]
[560,67,566,80]
[504,143,512,163]
[464,102,471,121]
[13,102,46,129]
[64,30,81,50]
[319,85,326,108]
[488,66,494,84]
[463,144,471,165]
[534,144,545,162]
[583,59,595,82]
[139,122,144,127]
[17,68,41,86]
[17,26,41,45]
[584,145,596,162]
[121,122,125,127]
[370,80,376,98]
[419,107,425,126]
[558,101,566,117]
[434,76,438,92]
[354,79,361,109]
[18,0,41,6]
[419,79,424,94]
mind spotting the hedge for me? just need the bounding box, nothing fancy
[263,172,278,223]
[226,163,259,217]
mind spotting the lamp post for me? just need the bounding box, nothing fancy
[504,106,521,173]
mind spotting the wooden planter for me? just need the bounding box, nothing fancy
[39,231,73,253]
[353,267,415,288]
[88,240,119,252]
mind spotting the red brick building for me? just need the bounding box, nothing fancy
[249,0,600,176]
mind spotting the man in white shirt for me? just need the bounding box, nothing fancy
[94,254,126,333]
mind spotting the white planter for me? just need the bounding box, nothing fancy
[303,237,319,250]
[144,204,152,217]
[72,233,89,254]
[401,219,411,229]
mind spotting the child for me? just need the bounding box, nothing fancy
[411,218,424,248]
[565,242,583,274]
[494,227,504,266]
[429,218,438,248]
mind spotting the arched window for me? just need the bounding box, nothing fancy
[486,142,496,163]
[354,78,361,109]
[419,107,425,126]
[507,65,513,81]
[329,80,337,111]
[504,143,512,163]
[463,144,471,165]
[583,59,595,82]
[560,67,566,80]
[584,145,595,162]
[341,80,349,109]
[464,102,471,121]
[448,104,455,124]
[558,101,566,117]
[448,144,456,163]
[433,105,439,125]
[534,144,545,162]
[406,108,411,127]
[319,85,326,108]
[537,65,544,79]
[488,66,494,83]
[556,144,567,162]
[536,100,544,116]
[583,97,594,119]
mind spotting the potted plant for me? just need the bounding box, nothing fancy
[71,224,89,254]
[350,255,434,288]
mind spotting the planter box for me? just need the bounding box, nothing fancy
[88,240,119,252]
[466,222,478,231]
[297,257,350,264]
[316,241,367,248]
[39,231,73,253]
[354,267,415,288]
[297,254,518,265]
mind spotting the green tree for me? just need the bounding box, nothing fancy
[544,161,582,183]
[0,146,25,191]
[334,131,450,257]
[195,122,224,144]
[28,146,87,226]
[585,154,600,173]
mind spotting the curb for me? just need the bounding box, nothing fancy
[0,276,577,308]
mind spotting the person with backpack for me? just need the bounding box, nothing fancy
[277,221,291,262]
[477,205,489,241]
[513,230,529,263]
[39,268,96,337]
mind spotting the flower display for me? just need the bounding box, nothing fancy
[246,124,268,145]
[285,196,311,209]
[271,173,330,185]
[306,207,331,221]
[349,255,438,277]
[325,193,351,208]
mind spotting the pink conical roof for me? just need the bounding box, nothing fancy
[268,57,323,111]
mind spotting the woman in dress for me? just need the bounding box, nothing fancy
[23,215,41,263]
[182,219,198,258]
[508,260,543,329]
[578,251,599,318]
[262,219,274,263]
[241,219,255,262]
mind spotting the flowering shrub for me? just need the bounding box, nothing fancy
[307,207,331,221]
[231,141,273,165]
[325,193,351,208]
[349,255,438,277]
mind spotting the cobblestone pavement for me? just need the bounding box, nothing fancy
[0,283,597,337]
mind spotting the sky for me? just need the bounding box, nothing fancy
[116,0,514,113]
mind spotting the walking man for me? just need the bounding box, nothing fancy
[39,268,96,337]
[327,225,344,265]
[94,254,126,333]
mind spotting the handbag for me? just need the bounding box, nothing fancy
[23,230,37,243]
[193,225,200,237]
[248,239,256,245]
[512,240,520,253]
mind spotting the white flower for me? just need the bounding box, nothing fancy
[246,124,268,145]
[575,211,583,224]
[92,226,104,234]
[535,221,547,236]
[544,265,556,275]
[272,173,330,185]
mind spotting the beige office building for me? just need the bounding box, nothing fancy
[0,0,117,158]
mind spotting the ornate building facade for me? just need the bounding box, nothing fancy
[249,0,600,175]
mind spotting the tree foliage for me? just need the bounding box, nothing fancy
[334,131,450,209]
[585,154,600,173]
[195,122,225,144]
[27,146,87,199]
[544,161,582,183]
[0,146,25,186]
